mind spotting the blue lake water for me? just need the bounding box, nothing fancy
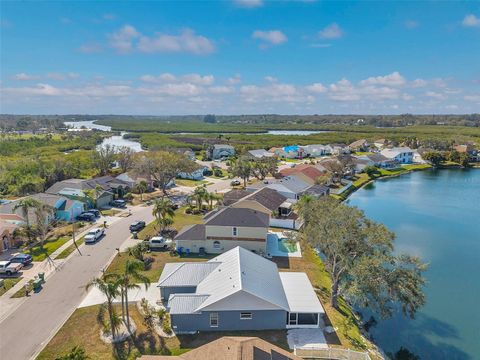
[348,169,480,360]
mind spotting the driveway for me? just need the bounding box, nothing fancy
[0,205,154,360]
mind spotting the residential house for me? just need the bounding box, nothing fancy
[225,188,300,230]
[0,193,85,224]
[177,164,209,181]
[299,144,330,157]
[271,145,306,159]
[207,144,235,160]
[246,149,275,159]
[169,147,196,161]
[138,336,303,360]
[329,143,350,155]
[381,147,414,164]
[454,144,479,161]
[0,221,19,252]
[247,175,311,201]
[300,184,330,198]
[348,139,369,152]
[174,207,269,255]
[374,138,388,149]
[357,153,399,169]
[279,164,326,185]
[158,246,325,333]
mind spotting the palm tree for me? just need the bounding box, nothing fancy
[206,192,221,210]
[13,198,41,243]
[135,180,148,201]
[85,276,121,339]
[117,259,151,331]
[193,185,208,212]
[152,198,175,233]
[34,203,55,251]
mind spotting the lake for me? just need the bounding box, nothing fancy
[348,169,480,360]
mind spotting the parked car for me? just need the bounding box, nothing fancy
[230,180,241,186]
[8,253,33,266]
[111,199,126,208]
[148,236,172,250]
[129,221,146,232]
[0,261,23,276]
[77,212,96,222]
[84,228,105,244]
[88,209,101,217]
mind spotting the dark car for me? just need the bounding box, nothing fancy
[129,221,146,232]
[77,212,96,222]
[88,209,101,217]
[9,253,33,266]
[111,199,127,208]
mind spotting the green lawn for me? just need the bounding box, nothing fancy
[175,179,208,187]
[0,277,22,297]
[11,279,34,298]
[37,304,289,360]
[26,236,71,262]
[137,207,203,240]
[54,236,86,260]
[100,209,122,217]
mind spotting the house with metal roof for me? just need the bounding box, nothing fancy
[158,247,324,333]
[381,147,414,164]
[174,207,270,255]
[206,144,235,160]
[246,149,276,159]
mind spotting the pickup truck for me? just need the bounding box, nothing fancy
[0,261,23,276]
[84,228,105,244]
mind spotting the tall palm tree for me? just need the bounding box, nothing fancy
[117,259,151,331]
[85,276,121,339]
[13,198,41,242]
[152,198,175,233]
[193,185,208,212]
[136,181,148,201]
[207,192,221,210]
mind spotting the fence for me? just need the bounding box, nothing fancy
[294,346,371,360]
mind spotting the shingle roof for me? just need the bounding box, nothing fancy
[279,164,325,182]
[365,153,390,163]
[300,184,330,197]
[349,139,368,148]
[247,149,275,158]
[174,224,206,241]
[222,189,251,206]
[241,188,287,212]
[205,207,269,228]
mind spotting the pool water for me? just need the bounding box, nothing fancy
[278,238,298,253]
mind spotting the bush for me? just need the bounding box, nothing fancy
[162,314,172,335]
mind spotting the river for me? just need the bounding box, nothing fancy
[348,169,480,360]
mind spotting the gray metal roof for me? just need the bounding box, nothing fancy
[168,294,210,314]
[205,207,269,228]
[158,262,221,287]
[279,272,324,313]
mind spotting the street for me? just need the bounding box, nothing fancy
[0,205,154,360]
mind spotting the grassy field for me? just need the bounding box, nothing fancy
[37,304,289,360]
[0,277,22,296]
[27,236,71,261]
[54,236,86,260]
[175,179,209,187]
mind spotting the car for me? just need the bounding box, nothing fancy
[111,199,126,208]
[230,179,241,186]
[88,209,101,217]
[8,253,33,266]
[0,261,23,276]
[77,212,96,222]
[129,221,146,232]
[84,228,105,244]
[148,236,172,250]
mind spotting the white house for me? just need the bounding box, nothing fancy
[300,144,330,157]
[207,144,235,160]
[381,147,414,164]
[177,165,209,181]
[247,149,276,159]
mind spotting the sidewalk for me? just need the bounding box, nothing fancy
[0,214,124,322]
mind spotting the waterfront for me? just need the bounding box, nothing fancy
[348,169,480,360]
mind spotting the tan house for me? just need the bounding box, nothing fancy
[138,336,302,360]
[174,207,269,255]
[0,220,19,252]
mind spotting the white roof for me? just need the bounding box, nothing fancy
[168,294,210,314]
[279,272,325,314]
[195,247,289,311]
[381,147,413,158]
[158,262,221,287]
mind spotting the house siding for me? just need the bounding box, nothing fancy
[171,309,286,333]
[205,225,267,240]
[176,239,266,254]
[160,286,197,301]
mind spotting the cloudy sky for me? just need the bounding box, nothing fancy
[1,1,479,115]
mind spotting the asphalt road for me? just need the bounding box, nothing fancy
[0,205,154,360]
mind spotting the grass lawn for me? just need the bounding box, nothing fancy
[26,236,71,262]
[0,277,22,297]
[175,179,208,187]
[54,236,86,260]
[101,209,122,217]
[137,207,203,241]
[11,279,34,298]
[37,304,289,360]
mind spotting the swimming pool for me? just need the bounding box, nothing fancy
[278,238,298,253]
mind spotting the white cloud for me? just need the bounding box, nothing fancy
[13,73,39,81]
[47,72,79,80]
[227,74,241,84]
[359,71,406,87]
[318,23,343,39]
[252,30,288,46]
[425,91,447,100]
[462,14,480,27]
[306,83,327,93]
[108,25,140,53]
[411,78,427,88]
[464,95,480,102]
[328,79,360,101]
[234,0,263,8]
[137,29,215,55]
[140,73,214,85]
[264,76,278,82]
[209,86,234,94]
[183,74,214,85]
[138,83,202,97]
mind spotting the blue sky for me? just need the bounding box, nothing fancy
[1,0,479,115]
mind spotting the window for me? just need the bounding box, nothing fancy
[213,241,221,249]
[240,312,252,320]
[232,227,238,236]
[210,312,219,327]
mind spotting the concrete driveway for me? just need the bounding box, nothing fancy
[0,204,154,360]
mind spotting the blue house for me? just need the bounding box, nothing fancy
[158,246,324,334]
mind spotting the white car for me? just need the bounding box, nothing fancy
[84,228,105,244]
[148,236,172,250]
